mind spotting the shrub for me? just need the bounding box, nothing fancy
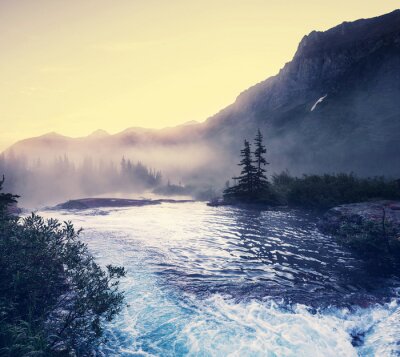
[0,179,126,356]
[277,173,400,209]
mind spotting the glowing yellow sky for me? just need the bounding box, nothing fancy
[0,0,399,150]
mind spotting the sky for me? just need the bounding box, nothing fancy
[0,0,399,150]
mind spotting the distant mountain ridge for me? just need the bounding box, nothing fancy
[4,9,400,180]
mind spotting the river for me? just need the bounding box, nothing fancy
[40,202,400,356]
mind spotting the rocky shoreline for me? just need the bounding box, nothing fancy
[318,201,400,261]
[52,197,193,210]
[319,201,400,236]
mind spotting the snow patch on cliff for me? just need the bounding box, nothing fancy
[311,94,328,111]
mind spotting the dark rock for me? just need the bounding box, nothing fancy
[53,198,194,210]
[54,198,161,210]
[207,198,228,207]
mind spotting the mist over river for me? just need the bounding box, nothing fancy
[39,202,400,356]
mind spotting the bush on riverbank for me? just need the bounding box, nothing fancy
[0,178,126,356]
[221,171,400,210]
[272,172,400,209]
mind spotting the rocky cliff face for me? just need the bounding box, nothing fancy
[201,10,400,177]
[4,10,400,181]
[233,9,400,111]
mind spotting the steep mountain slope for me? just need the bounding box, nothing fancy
[4,9,400,180]
[201,9,400,176]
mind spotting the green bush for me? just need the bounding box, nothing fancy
[0,178,126,356]
[271,172,400,209]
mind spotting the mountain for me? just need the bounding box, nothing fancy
[87,129,110,138]
[4,10,400,182]
[201,9,400,176]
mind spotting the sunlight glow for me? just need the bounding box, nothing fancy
[0,0,398,149]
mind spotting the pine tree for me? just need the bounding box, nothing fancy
[223,130,275,204]
[233,139,257,195]
[120,156,127,174]
[253,129,269,191]
[0,176,19,215]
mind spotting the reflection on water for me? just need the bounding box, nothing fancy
[40,202,400,356]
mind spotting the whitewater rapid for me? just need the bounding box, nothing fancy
[39,202,400,356]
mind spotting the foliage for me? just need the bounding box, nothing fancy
[120,157,162,189]
[0,182,126,356]
[253,129,269,190]
[223,132,400,208]
[234,139,257,195]
[224,130,276,204]
[275,173,400,209]
[0,176,19,216]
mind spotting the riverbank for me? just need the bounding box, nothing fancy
[210,197,400,265]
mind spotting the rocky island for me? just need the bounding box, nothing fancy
[53,197,193,210]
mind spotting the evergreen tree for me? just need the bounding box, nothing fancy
[232,139,257,195]
[253,129,269,190]
[0,176,19,215]
[223,130,276,204]
[120,156,127,174]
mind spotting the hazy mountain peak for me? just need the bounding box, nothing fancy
[182,120,199,126]
[41,131,64,138]
[88,129,110,138]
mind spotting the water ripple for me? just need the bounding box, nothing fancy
[39,202,400,356]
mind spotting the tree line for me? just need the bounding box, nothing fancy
[0,154,163,205]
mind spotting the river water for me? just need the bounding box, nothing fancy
[40,202,400,356]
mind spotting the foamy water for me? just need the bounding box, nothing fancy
[40,202,400,356]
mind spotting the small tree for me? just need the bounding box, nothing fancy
[236,139,257,195]
[224,140,257,201]
[253,129,269,191]
[223,131,276,204]
[0,175,19,215]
